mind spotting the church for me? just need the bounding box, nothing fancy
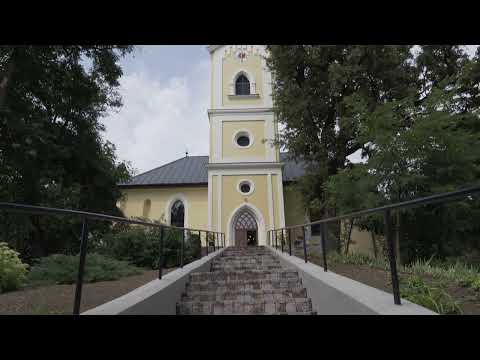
[117,45,310,247]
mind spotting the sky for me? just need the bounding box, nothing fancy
[101,45,479,174]
[101,45,211,174]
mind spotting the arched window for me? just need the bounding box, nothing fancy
[170,200,185,228]
[142,199,151,218]
[235,74,250,95]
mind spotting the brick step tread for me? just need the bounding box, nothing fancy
[177,298,312,315]
[186,279,303,292]
[211,265,284,271]
[213,260,280,264]
[182,288,308,302]
[214,257,279,261]
[191,269,298,277]
[189,273,300,283]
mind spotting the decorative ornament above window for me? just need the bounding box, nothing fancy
[236,50,247,62]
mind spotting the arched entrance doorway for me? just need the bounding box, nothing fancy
[233,208,258,247]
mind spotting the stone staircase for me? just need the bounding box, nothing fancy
[177,246,316,315]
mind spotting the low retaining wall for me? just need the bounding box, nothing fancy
[268,247,437,315]
[82,248,226,315]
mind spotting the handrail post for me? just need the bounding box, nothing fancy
[158,226,165,279]
[384,209,401,305]
[302,226,308,263]
[288,228,292,256]
[197,230,201,259]
[281,229,285,253]
[180,229,184,268]
[274,230,278,249]
[214,232,217,252]
[223,233,225,248]
[206,231,209,256]
[73,217,89,315]
[320,223,328,272]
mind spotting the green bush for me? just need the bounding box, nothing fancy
[28,253,141,285]
[98,226,161,269]
[0,242,29,293]
[399,275,462,315]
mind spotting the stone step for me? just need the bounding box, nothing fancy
[182,287,308,302]
[216,256,278,262]
[211,265,284,272]
[177,298,313,315]
[189,270,299,283]
[186,278,303,292]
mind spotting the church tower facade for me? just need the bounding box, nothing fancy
[207,45,285,246]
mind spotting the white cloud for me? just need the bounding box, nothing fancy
[101,58,210,174]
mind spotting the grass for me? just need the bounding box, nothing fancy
[325,251,479,314]
[326,252,480,293]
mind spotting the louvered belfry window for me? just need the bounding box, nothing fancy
[235,74,250,95]
[234,210,257,230]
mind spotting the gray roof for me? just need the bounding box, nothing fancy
[118,153,306,187]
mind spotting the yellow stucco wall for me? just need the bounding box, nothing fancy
[222,120,266,160]
[120,186,208,231]
[219,175,270,239]
[222,53,263,107]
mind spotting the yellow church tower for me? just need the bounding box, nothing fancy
[207,45,285,246]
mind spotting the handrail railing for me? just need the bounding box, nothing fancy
[269,185,480,306]
[0,202,225,315]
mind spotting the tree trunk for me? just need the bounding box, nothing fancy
[371,231,378,259]
[344,219,354,255]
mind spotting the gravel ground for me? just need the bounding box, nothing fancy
[0,268,177,315]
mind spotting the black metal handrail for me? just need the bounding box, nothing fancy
[0,202,225,315]
[269,185,480,306]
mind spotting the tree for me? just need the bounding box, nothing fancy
[266,45,416,218]
[0,46,135,259]
[325,46,480,262]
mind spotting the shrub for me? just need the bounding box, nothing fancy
[399,275,462,315]
[98,226,160,269]
[28,253,141,285]
[0,242,29,293]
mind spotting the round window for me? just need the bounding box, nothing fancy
[233,130,253,148]
[240,183,251,194]
[238,180,254,196]
[236,135,250,147]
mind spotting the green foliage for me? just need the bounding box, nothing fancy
[0,45,135,259]
[95,224,202,270]
[28,253,141,285]
[327,251,389,269]
[399,275,462,314]
[405,258,480,292]
[0,242,28,292]
[97,225,160,269]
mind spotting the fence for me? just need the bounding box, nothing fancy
[269,185,480,305]
[0,202,225,315]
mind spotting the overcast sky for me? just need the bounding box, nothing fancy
[101,45,479,174]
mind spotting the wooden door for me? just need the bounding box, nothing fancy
[235,229,247,247]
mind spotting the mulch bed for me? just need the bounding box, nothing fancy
[0,268,176,315]
[326,262,480,315]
